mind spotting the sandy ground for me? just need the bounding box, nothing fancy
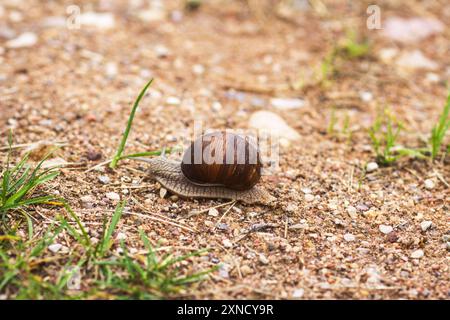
[0,0,449,299]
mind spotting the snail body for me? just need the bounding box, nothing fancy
[135,132,274,204]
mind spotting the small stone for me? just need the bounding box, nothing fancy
[366,162,379,172]
[86,150,102,161]
[116,232,126,240]
[105,62,118,78]
[396,50,438,71]
[212,101,222,112]
[292,288,304,298]
[98,175,110,184]
[222,239,233,248]
[382,17,444,43]
[304,194,315,202]
[420,220,432,232]
[379,225,393,234]
[6,32,37,48]
[159,187,167,199]
[218,264,230,278]
[48,243,63,253]
[154,45,170,58]
[78,12,115,29]
[216,223,229,231]
[240,265,253,276]
[259,254,269,265]
[192,64,205,75]
[286,203,298,212]
[424,179,435,190]
[270,98,305,110]
[347,206,358,219]
[166,96,181,105]
[300,187,311,194]
[386,232,399,243]
[138,8,166,23]
[248,111,301,146]
[344,233,356,242]
[356,203,369,212]
[359,91,373,102]
[411,249,424,259]
[106,192,120,201]
[80,195,95,203]
[208,208,219,217]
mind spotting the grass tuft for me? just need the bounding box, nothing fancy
[430,92,450,160]
[1,131,59,216]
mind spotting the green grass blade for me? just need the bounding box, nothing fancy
[110,79,154,168]
[99,200,126,256]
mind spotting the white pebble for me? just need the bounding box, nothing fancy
[424,179,435,190]
[222,239,233,248]
[166,96,181,105]
[270,98,305,110]
[208,208,219,217]
[98,175,110,184]
[366,162,379,172]
[344,233,356,242]
[347,206,358,219]
[411,249,424,259]
[420,220,432,231]
[192,64,205,75]
[379,224,393,234]
[116,232,127,240]
[106,192,120,201]
[292,288,304,298]
[78,12,115,29]
[6,32,37,48]
[48,243,63,253]
[258,254,269,265]
[159,187,167,199]
[304,194,315,202]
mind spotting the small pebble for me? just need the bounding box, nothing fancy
[218,264,230,278]
[159,187,167,199]
[106,192,120,201]
[424,179,435,190]
[166,96,181,105]
[98,175,110,184]
[216,223,229,231]
[222,239,233,248]
[86,150,102,161]
[208,208,219,217]
[259,254,269,265]
[270,98,305,110]
[48,243,63,253]
[6,32,37,48]
[347,206,358,219]
[420,220,432,232]
[366,162,379,172]
[192,64,205,75]
[292,288,304,298]
[240,265,253,276]
[411,249,424,259]
[344,233,356,242]
[116,232,127,240]
[304,194,315,202]
[379,224,393,234]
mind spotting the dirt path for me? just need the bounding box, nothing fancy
[0,0,449,299]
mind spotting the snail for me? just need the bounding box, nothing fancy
[134,131,275,205]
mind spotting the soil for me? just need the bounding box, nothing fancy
[0,0,449,299]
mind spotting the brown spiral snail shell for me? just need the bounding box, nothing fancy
[134,131,274,204]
